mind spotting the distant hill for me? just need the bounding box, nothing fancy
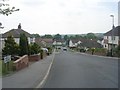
[60,33,104,38]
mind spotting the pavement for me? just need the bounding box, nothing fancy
[2,51,55,88]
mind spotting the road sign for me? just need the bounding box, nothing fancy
[3,55,11,63]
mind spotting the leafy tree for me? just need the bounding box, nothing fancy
[2,35,19,56]
[19,33,29,56]
[69,35,75,39]
[84,33,97,39]
[75,35,83,39]
[30,43,41,55]
[54,34,62,40]
[0,0,19,16]
[64,35,69,41]
[114,44,120,57]
[32,34,40,38]
[41,34,53,39]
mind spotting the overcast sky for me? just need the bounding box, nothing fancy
[0,0,119,35]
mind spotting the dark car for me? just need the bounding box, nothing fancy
[63,47,67,51]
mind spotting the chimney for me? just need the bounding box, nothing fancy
[18,23,21,29]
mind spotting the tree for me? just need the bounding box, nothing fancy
[19,33,29,56]
[0,0,19,16]
[84,33,97,39]
[41,34,53,39]
[2,35,19,56]
[32,34,40,38]
[30,43,41,55]
[54,34,62,40]
[64,35,69,41]
[74,35,83,39]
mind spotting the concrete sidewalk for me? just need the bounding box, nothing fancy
[2,52,55,88]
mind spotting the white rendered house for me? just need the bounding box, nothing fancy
[1,24,35,49]
[103,26,120,50]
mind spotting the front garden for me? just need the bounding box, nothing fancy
[1,34,53,75]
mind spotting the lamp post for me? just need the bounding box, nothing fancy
[110,15,114,56]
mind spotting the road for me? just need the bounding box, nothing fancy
[43,50,118,88]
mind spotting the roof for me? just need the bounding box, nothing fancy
[104,26,120,36]
[2,28,33,38]
[80,39,102,48]
[35,38,53,43]
[70,38,102,48]
[53,39,65,43]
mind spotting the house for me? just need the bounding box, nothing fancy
[103,26,120,50]
[1,23,35,49]
[97,38,104,46]
[53,39,65,46]
[69,39,82,48]
[69,38,102,48]
[35,38,53,47]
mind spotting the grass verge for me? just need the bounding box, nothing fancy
[0,60,14,76]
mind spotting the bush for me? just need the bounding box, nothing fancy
[30,43,41,55]
[2,35,20,56]
[46,47,53,54]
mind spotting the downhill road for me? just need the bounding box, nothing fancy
[43,50,118,88]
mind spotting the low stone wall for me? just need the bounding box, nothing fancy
[13,55,29,71]
[29,54,41,61]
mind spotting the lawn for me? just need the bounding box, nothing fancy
[0,60,14,75]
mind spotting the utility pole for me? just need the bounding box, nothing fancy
[110,15,114,57]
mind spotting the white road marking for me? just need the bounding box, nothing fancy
[35,50,55,89]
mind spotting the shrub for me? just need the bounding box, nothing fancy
[30,43,41,55]
[2,35,20,56]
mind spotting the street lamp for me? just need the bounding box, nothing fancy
[110,15,114,56]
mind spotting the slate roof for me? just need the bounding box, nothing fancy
[35,38,53,43]
[2,28,33,38]
[70,38,102,48]
[104,26,120,36]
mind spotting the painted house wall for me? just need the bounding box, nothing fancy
[69,40,82,47]
[103,35,119,49]
[69,40,73,47]
[1,37,35,50]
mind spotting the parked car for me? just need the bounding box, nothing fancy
[63,47,67,51]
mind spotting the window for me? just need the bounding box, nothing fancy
[113,36,115,40]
